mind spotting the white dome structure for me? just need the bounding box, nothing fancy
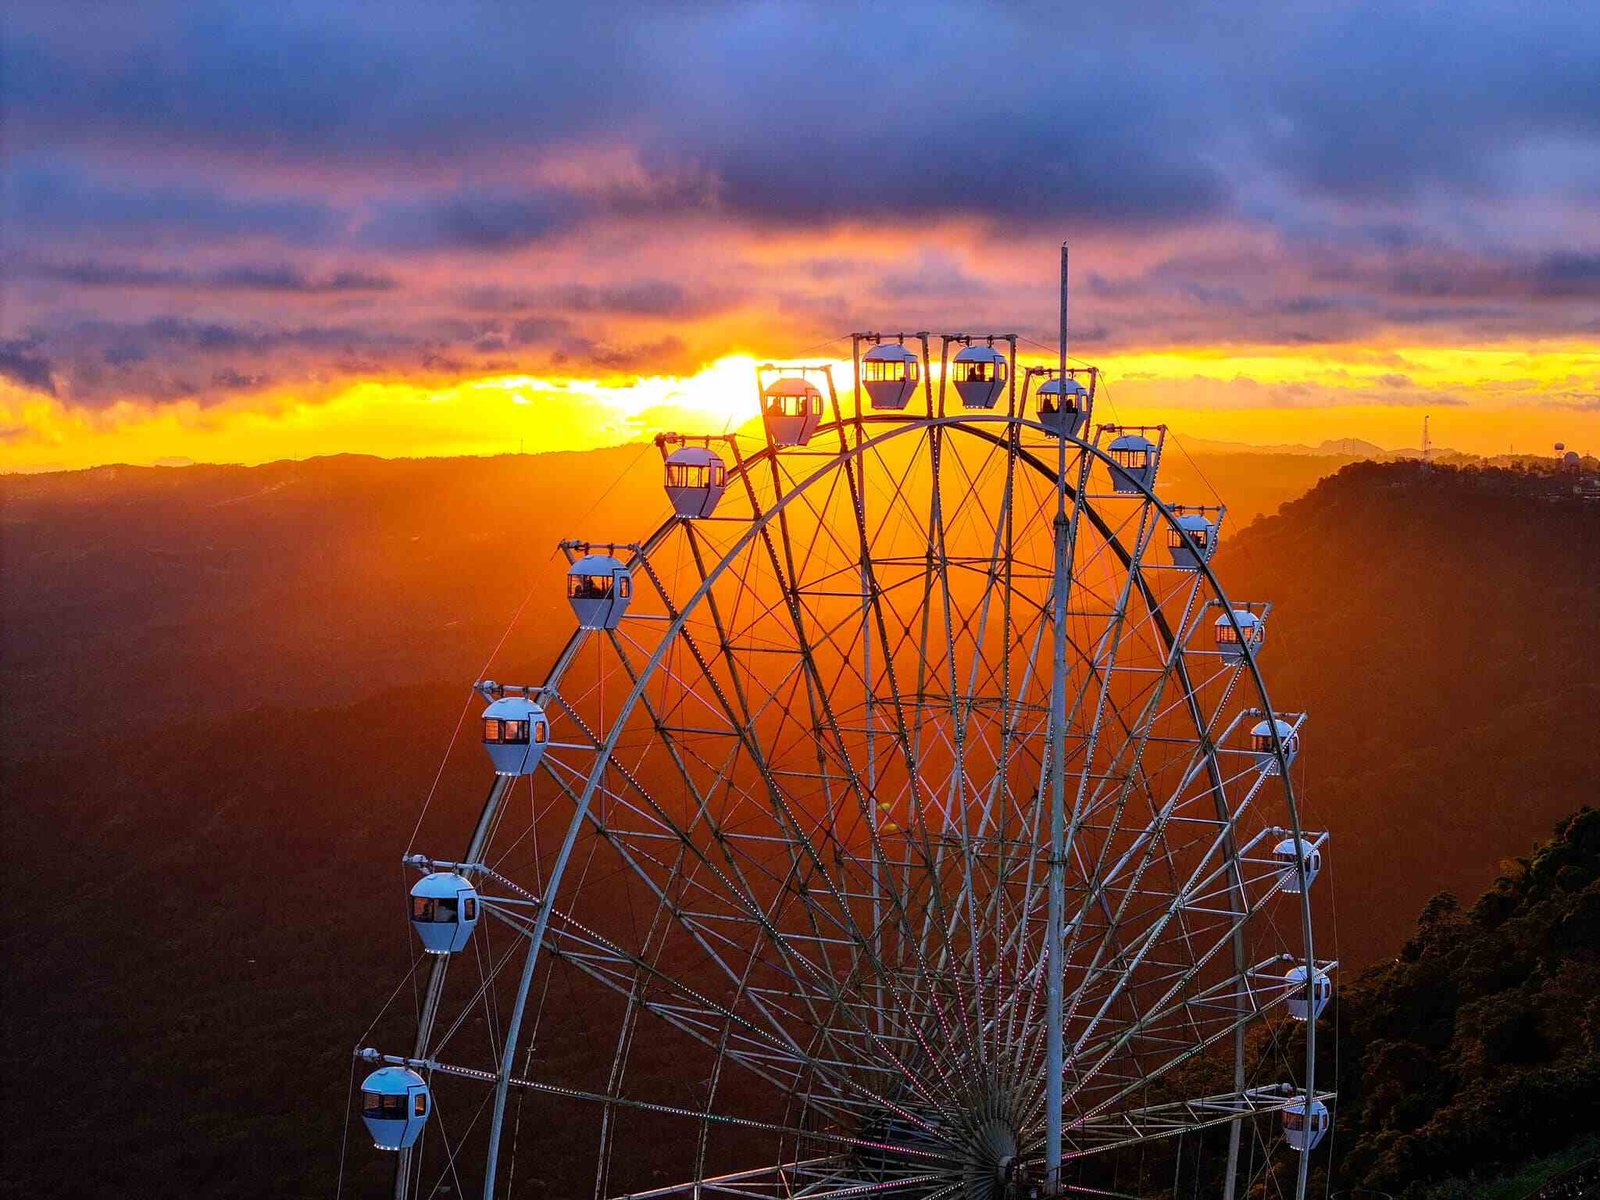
[567,554,632,630]
[1037,376,1090,439]
[1167,512,1218,570]
[361,1066,431,1151]
[1273,837,1322,893]
[481,695,549,775]
[1250,718,1299,774]
[950,344,1008,410]
[1283,964,1333,1022]
[1215,610,1264,666]
[762,377,824,447]
[664,445,727,519]
[1282,1097,1330,1152]
[1107,433,1157,494]
[861,343,920,411]
[410,871,480,955]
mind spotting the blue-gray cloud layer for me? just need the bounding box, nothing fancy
[2,0,1597,403]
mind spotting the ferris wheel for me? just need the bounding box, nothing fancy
[350,251,1335,1200]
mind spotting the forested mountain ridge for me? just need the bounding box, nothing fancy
[1325,806,1600,1198]
[1214,459,1600,963]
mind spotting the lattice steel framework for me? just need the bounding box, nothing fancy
[357,255,1332,1200]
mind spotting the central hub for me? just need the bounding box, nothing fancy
[964,1116,1021,1200]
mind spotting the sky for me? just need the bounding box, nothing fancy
[2,0,1597,471]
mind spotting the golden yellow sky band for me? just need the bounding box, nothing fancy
[2,342,1594,473]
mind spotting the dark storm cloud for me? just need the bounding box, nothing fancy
[6,1,1599,229]
[0,343,56,395]
[634,3,1246,228]
[21,260,397,293]
[1070,237,1600,346]
[19,316,425,405]
[208,367,273,390]
[551,280,738,318]
[1534,255,1600,299]
[462,280,745,320]
[1260,4,1600,203]
[17,309,700,405]
[359,191,586,251]
[1316,250,1600,306]
[207,266,396,293]
[551,335,689,373]
[0,2,632,161]
[7,162,339,243]
[1,2,1235,231]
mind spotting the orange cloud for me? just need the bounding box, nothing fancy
[4,340,1595,473]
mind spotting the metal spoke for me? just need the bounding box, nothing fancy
[365,299,1327,1200]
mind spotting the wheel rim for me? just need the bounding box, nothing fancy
[373,411,1328,1200]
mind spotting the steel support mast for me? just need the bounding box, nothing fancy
[1044,242,1071,1195]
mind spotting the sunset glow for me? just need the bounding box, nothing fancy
[4,341,1594,473]
[2,2,1596,472]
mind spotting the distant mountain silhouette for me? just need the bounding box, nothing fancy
[1175,434,1395,458]
[0,444,1360,755]
[1214,459,1600,965]
[2,450,1596,1198]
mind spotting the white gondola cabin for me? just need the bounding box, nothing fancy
[1282,1097,1330,1152]
[1273,837,1322,893]
[861,344,920,411]
[950,345,1008,410]
[1037,376,1090,439]
[1283,964,1333,1022]
[567,554,632,630]
[762,377,824,446]
[1250,718,1299,774]
[1107,433,1157,494]
[410,872,480,955]
[664,445,727,519]
[481,695,548,775]
[1167,512,1218,569]
[1215,610,1265,666]
[360,1066,430,1151]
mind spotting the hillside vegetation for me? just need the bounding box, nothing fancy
[1326,806,1600,1198]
